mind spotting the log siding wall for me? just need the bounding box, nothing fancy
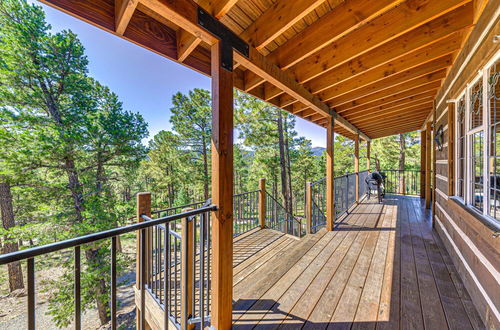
[431,3,500,328]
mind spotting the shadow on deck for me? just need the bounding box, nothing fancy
[232,195,484,329]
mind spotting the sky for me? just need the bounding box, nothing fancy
[32,1,327,148]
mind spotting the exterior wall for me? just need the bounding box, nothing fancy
[432,3,500,328]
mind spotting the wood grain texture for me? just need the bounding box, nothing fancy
[326,116,335,231]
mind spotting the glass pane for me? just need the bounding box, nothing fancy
[471,131,483,211]
[488,58,500,221]
[469,79,483,129]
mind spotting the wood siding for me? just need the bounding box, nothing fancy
[432,1,500,328]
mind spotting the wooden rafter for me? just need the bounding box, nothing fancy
[326,59,451,107]
[336,81,442,114]
[115,0,138,35]
[268,0,401,69]
[292,0,471,84]
[240,0,325,50]
[307,29,465,95]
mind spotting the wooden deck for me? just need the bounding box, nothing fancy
[232,195,484,329]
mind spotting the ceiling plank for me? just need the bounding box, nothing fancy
[325,57,452,106]
[291,0,471,83]
[307,29,465,95]
[350,102,434,125]
[345,94,436,122]
[115,0,138,35]
[239,0,325,50]
[360,112,431,130]
[268,0,401,69]
[336,81,441,114]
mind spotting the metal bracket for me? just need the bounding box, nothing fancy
[197,6,249,72]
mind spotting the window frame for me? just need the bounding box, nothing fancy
[453,50,500,225]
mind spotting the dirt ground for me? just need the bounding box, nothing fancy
[0,236,138,329]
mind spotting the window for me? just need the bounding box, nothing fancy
[454,50,500,225]
[488,58,500,221]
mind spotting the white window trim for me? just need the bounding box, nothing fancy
[453,49,500,224]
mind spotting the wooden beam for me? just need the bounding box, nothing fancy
[327,58,451,107]
[326,116,335,231]
[420,130,426,198]
[425,119,432,209]
[309,30,464,95]
[234,48,371,141]
[302,4,473,87]
[354,134,360,203]
[337,81,441,114]
[177,29,202,62]
[269,0,400,69]
[292,0,471,84]
[115,0,138,35]
[209,0,239,19]
[210,41,233,329]
[240,0,325,50]
[367,141,371,171]
[322,54,453,103]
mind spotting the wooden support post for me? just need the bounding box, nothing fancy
[432,103,437,225]
[420,130,426,199]
[259,178,266,229]
[448,102,455,196]
[306,182,312,234]
[326,116,335,231]
[354,134,360,203]
[210,40,234,330]
[181,209,194,330]
[136,192,150,330]
[425,121,432,209]
[366,141,371,171]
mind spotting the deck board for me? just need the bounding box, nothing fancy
[230,195,484,329]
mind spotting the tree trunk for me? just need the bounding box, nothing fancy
[277,111,293,233]
[64,156,85,222]
[85,249,110,325]
[202,136,209,200]
[0,182,24,292]
[399,134,406,194]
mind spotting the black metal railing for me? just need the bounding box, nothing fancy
[310,177,326,233]
[0,205,216,330]
[309,171,370,233]
[265,192,303,237]
[381,169,421,195]
[233,190,260,236]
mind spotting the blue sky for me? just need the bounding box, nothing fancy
[33,1,326,147]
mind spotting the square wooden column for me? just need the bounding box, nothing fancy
[354,134,360,203]
[366,141,371,171]
[210,41,234,329]
[425,121,432,209]
[420,130,426,199]
[326,116,335,231]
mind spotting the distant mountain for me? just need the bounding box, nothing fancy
[311,147,325,157]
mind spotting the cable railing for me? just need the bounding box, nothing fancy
[0,205,216,330]
[381,169,421,196]
[309,177,326,233]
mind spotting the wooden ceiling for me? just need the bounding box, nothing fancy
[40,0,486,140]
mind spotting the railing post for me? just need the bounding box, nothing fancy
[306,182,312,234]
[354,135,360,203]
[326,116,335,231]
[425,121,432,209]
[136,192,151,330]
[181,208,194,330]
[259,178,266,229]
[367,141,371,171]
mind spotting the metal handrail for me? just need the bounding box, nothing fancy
[0,205,216,265]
